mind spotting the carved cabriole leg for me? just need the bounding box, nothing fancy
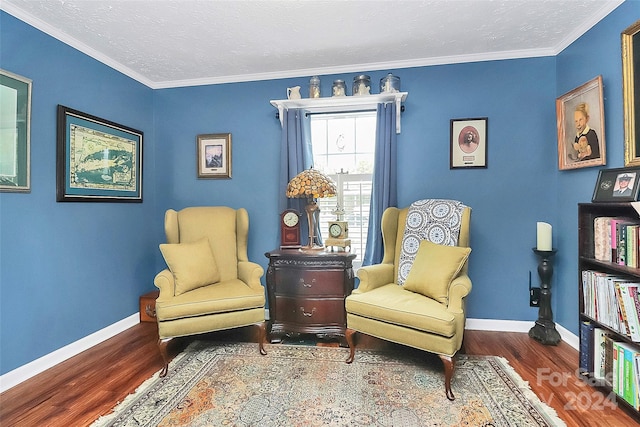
[255,321,267,355]
[158,337,172,377]
[345,328,356,363]
[439,354,456,401]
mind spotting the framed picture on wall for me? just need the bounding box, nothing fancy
[450,117,487,169]
[592,167,640,202]
[56,105,143,202]
[197,133,232,179]
[556,76,606,171]
[0,69,31,192]
[622,19,640,166]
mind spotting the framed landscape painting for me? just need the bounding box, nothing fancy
[56,105,143,202]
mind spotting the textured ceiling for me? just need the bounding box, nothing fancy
[1,0,624,89]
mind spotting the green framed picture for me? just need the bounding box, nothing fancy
[0,69,32,192]
[56,105,143,202]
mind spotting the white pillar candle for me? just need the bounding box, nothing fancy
[536,222,552,251]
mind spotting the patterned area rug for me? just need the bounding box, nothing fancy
[92,341,565,427]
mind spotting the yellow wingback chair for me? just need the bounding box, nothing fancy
[345,203,471,400]
[154,206,267,376]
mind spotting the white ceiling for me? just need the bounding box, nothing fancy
[1,0,624,89]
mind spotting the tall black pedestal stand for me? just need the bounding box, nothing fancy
[529,248,561,345]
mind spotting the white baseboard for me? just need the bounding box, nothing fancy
[0,313,139,393]
[465,318,579,350]
[0,314,578,393]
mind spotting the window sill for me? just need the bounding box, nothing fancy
[270,92,408,133]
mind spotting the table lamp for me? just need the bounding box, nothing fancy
[286,168,337,250]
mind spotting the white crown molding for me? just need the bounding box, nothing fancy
[0,2,156,88]
[2,0,624,90]
[0,313,139,393]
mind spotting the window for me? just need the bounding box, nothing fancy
[310,111,376,267]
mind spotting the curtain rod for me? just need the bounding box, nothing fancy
[275,105,405,120]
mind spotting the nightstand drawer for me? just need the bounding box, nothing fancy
[275,296,346,325]
[274,269,345,296]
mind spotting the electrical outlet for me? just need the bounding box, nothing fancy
[530,287,540,307]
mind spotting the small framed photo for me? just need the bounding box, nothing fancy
[450,118,487,169]
[592,167,640,202]
[197,133,231,179]
[56,105,143,202]
[556,76,606,170]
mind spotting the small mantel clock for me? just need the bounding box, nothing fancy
[280,209,302,249]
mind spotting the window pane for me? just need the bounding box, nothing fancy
[311,111,376,266]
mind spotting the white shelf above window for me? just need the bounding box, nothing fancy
[270,92,408,133]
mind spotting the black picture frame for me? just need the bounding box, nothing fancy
[56,105,143,202]
[450,117,488,169]
[592,167,640,202]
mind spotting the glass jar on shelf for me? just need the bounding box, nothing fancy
[380,73,400,93]
[309,76,321,98]
[352,74,371,96]
[332,79,346,97]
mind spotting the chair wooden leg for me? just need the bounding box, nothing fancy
[158,337,172,377]
[255,321,267,355]
[439,354,456,401]
[345,328,356,363]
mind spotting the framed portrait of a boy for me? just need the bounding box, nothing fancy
[556,76,606,171]
[592,167,640,202]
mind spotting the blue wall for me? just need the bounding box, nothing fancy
[554,3,640,333]
[0,12,156,374]
[1,2,638,376]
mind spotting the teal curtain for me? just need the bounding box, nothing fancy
[279,108,313,240]
[362,103,397,266]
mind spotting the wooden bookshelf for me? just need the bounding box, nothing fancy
[578,202,640,420]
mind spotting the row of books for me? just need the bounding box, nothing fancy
[581,270,640,342]
[594,216,640,267]
[580,322,640,409]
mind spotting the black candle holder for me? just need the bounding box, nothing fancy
[529,248,561,345]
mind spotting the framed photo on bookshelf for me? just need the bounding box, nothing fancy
[592,167,640,202]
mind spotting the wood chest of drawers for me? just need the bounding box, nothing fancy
[265,249,356,344]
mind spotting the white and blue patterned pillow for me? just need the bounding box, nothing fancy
[397,199,465,285]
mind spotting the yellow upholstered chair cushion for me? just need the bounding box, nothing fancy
[403,240,471,304]
[159,238,221,296]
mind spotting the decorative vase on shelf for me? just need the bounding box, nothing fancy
[332,80,346,97]
[380,73,400,93]
[287,86,301,100]
[352,75,371,96]
[309,76,321,98]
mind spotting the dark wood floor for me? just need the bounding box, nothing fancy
[1,322,638,426]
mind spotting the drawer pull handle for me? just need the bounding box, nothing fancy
[300,278,316,288]
[300,307,316,317]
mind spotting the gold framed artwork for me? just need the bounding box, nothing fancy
[556,76,606,171]
[623,19,640,166]
[197,133,232,179]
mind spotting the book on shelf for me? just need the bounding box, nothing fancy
[594,217,615,261]
[596,217,639,266]
[605,335,615,388]
[616,341,640,409]
[619,284,640,342]
[594,327,608,380]
[580,321,595,375]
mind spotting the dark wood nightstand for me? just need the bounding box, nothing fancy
[265,249,356,345]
